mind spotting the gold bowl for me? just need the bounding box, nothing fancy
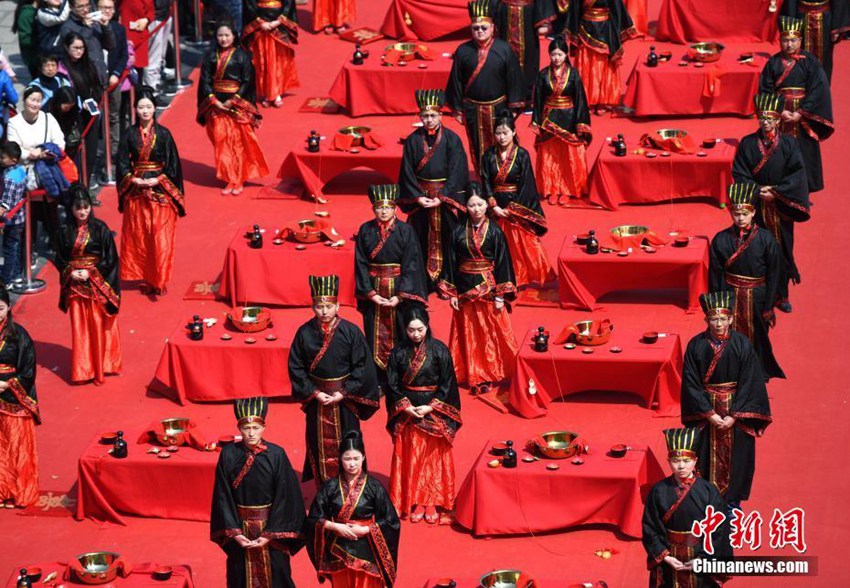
[655,129,688,140]
[159,417,191,445]
[292,219,324,243]
[479,570,533,588]
[534,431,581,459]
[687,42,725,63]
[568,319,614,346]
[228,306,272,333]
[74,552,121,585]
[338,126,371,147]
[610,225,649,238]
[385,42,419,61]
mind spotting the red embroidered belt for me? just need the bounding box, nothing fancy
[213,80,240,93]
[667,529,700,546]
[778,87,806,100]
[493,184,518,193]
[404,385,438,393]
[70,255,99,269]
[333,517,374,525]
[310,375,350,393]
[417,179,446,197]
[799,0,829,11]
[133,162,163,173]
[257,0,282,7]
[464,95,507,106]
[368,264,401,278]
[237,504,271,520]
[584,8,610,21]
[545,96,574,108]
[0,364,16,374]
[459,260,494,274]
[725,273,765,288]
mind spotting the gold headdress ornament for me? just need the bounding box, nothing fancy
[234,397,268,426]
[699,291,736,318]
[368,184,399,207]
[727,181,759,212]
[415,89,445,113]
[664,428,699,460]
[779,16,804,39]
[754,93,783,119]
[309,274,340,304]
[468,0,494,23]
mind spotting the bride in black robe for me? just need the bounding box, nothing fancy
[306,431,400,587]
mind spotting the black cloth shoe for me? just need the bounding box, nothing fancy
[777,300,792,313]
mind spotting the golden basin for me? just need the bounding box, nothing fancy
[385,43,419,60]
[479,570,534,588]
[534,431,581,459]
[160,417,190,437]
[338,126,371,146]
[293,219,324,243]
[687,42,725,63]
[655,129,688,140]
[74,552,121,585]
[610,225,649,238]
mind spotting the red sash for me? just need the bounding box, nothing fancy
[465,38,494,93]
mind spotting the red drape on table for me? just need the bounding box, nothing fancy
[390,424,455,516]
[536,138,588,200]
[575,46,622,107]
[656,0,779,43]
[313,0,356,31]
[448,299,518,386]
[328,568,384,588]
[205,112,270,185]
[0,414,38,507]
[120,196,178,290]
[248,33,300,99]
[68,297,122,384]
[496,218,554,288]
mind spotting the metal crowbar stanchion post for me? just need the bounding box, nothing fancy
[11,190,47,295]
[102,89,115,185]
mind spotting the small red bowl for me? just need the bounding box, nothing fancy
[100,431,118,444]
[576,233,590,245]
[642,331,659,344]
[26,567,42,582]
[435,579,456,588]
[153,566,173,581]
[702,138,717,148]
[673,236,690,247]
[490,442,509,456]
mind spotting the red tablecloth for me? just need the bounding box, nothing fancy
[586,139,734,210]
[150,316,291,405]
[557,235,709,312]
[656,0,779,43]
[277,144,402,202]
[219,226,356,308]
[328,54,453,117]
[76,432,218,524]
[381,0,648,40]
[623,45,768,116]
[508,327,683,418]
[455,439,665,537]
[423,578,590,588]
[5,562,195,587]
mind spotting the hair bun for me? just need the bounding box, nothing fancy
[343,430,362,441]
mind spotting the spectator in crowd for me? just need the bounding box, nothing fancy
[60,32,104,188]
[35,0,71,58]
[27,55,72,110]
[12,1,39,77]
[47,87,83,162]
[60,0,115,85]
[6,86,66,254]
[120,0,152,75]
[144,0,173,99]
[0,143,28,287]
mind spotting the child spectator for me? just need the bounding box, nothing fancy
[0,143,28,286]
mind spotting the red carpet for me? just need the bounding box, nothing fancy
[0,1,846,586]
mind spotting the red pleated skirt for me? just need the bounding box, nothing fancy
[120,195,178,290]
[313,0,356,31]
[535,138,589,200]
[497,218,554,288]
[0,414,38,507]
[249,34,300,99]
[390,424,455,516]
[205,112,270,185]
[448,298,518,386]
[69,296,122,384]
[328,568,384,588]
[575,46,622,106]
